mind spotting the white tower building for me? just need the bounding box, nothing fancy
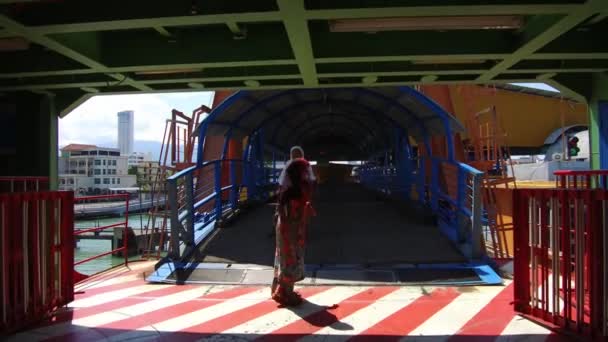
[117,110,134,155]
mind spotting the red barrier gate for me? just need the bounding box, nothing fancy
[0,191,74,335]
[0,176,49,193]
[554,170,608,189]
[513,189,607,339]
[73,194,129,283]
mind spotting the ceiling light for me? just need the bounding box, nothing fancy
[329,16,523,32]
[135,68,202,75]
[420,75,438,83]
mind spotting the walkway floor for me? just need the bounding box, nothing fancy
[8,262,563,341]
[200,182,465,266]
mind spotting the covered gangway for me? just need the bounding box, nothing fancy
[156,86,497,285]
[202,87,463,161]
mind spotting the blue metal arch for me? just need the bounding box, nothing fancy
[200,87,458,164]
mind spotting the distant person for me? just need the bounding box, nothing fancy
[270,147,316,306]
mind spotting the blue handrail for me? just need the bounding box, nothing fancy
[357,155,484,259]
[167,158,281,261]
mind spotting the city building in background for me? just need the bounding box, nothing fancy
[58,143,137,194]
[135,160,165,192]
[117,110,134,155]
[127,151,153,167]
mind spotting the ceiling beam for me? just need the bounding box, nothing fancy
[5,66,608,92]
[18,12,282,35]
[477,0,604,82]
[10,64,608,92]
[0,15,152,91]
[0,3,584,36]
[2,53,606,79]
[277,0,317,86]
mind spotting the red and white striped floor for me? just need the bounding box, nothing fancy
[8,262,567,342]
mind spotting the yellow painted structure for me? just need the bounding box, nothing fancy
[445,85,588,148]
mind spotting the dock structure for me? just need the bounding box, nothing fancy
[74,227,169,257]
[74,198,167,219]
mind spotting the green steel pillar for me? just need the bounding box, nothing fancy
[44,95,59,190]
[589,73,608,170]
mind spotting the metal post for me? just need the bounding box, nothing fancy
[417,156,426,204]
[196,121,209,168]
[214,162,222,220]
[221,129,232,160]
[167,178,180,259]
[230,160,237,209]
[124,194,129,266]
[184,173,194,247]
[430,158,440,211]
[471,172,483,258]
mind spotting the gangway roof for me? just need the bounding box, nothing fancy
[205,87,464,153]
[1,0,607,109]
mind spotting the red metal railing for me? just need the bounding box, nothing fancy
[0,176,49,193]
[554,170,608,189]
[514,188,607,339]
[0,191,74,335]
[73,194,129,283]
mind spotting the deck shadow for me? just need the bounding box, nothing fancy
[196,182,465,266]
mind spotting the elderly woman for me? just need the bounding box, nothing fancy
[271,147,316,306]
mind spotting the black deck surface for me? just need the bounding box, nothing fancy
[197,182,466,266]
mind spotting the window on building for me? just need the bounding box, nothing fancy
[112,178,116,184]
[94,159,101,165]
[78,170,85,174]
[60,179,65,184]
[94,178,100,184]
[103,178,110,184]
[103,160,106,165]
[103,169,106,175]
[68,179,74,184]
[112,160,117,166]
[117,178,121,184]
[94,169,100,175]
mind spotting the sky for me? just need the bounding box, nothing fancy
[58,91,215,149]
[59,82,558,153]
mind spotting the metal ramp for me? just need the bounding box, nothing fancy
[149,183,502,285]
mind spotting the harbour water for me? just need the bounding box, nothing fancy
[74,213,167,275]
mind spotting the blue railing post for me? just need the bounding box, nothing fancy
[214,161,222,219]
[167,177,180,259]
[457,167,465,212]
[230,160,238,209]
[416,157,426,204]
[196,120,209,168]
[184,172,195,246]
[431,158,440,211]
[471,172,483,258]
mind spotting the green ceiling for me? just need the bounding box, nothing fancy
[0,0,607,107]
